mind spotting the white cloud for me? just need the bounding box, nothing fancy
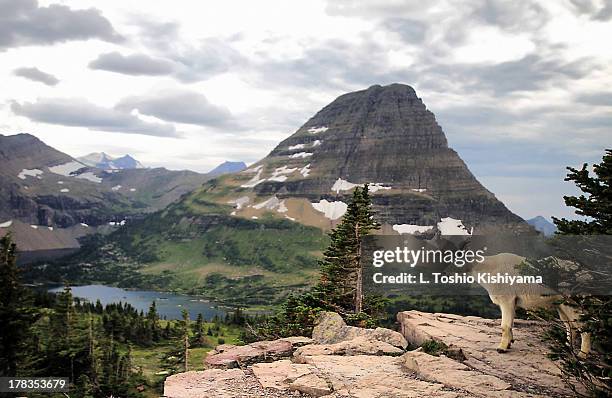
[1,0,611,218]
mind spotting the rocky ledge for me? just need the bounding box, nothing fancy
[164,311,574,398]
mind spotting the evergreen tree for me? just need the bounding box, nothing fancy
[252,185,387,339]
[47,285,87,382]
[316,185,381,316]
[180,310,190,372]
[552,149,612,234]
[192,313,206,347]
[145,301,160,344]
[550,149,612,396]
[0,234,37,376]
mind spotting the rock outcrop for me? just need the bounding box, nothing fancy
[311,312,408,349]
[205,338,309,369]
[165,311,574,398]
[397,311,571,396]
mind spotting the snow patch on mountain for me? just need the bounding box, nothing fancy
[18,168,43,180]
[76,172,102,183]
[300,164,311,177]
[269,166,297,182]
[437,217,471,235]
[227,196,250,210]
[311,200,347,220]
[0,220,13,228]
[60,188,70,193]
[288,143,305,150]
[307,126,329,134]
[369,183,392,192]
[253,196,287,213]
[393,224,433,235]
[332,178,391,193]
[332,178,358,193]
[289,152,313,159]
[241,168,265,188]
[48,161,86,176]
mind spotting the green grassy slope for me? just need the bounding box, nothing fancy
[33,181,329,307]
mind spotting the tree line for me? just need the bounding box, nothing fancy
[0,238,246,397]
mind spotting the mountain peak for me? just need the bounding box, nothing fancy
[189,84,529,234]
[527,216,557,236]
[78,152,143,170]
[208,161,247,177]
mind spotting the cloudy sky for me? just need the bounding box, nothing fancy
[1,0,611,220]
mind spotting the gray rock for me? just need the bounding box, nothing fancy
[312,312,408,349]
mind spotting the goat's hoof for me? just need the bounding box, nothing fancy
[578,351,588,359]
[496,347,508,353]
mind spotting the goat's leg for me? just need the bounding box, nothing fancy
[559,305,590,358]
[558,305,577,346]
[579,332,591,358]
[497,296,516,353]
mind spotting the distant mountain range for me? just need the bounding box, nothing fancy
[527,216,557,236]
[0,134,247,257]
[78,152,144,170]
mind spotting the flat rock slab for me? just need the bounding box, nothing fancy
[397,311,573,396]
[164,369,304,398]
[299,354,461,398]
[312,312,408,349]
[401,351,528,397]
[205,339,294,369]
[251,360,331,397]
[252,360,316,389]
[294,336,404,361]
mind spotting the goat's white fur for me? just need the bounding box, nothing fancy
[473,253,591,354]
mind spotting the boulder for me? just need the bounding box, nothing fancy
[205,339,294,369]
[312,312,408,349]
[397,311,574,396]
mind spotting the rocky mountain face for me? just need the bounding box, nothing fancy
[189,83,530,234]
[78,152,144,170]
[0,133,210,255]
[164,311,574,397]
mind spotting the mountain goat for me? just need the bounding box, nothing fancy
[473,253,591,354]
